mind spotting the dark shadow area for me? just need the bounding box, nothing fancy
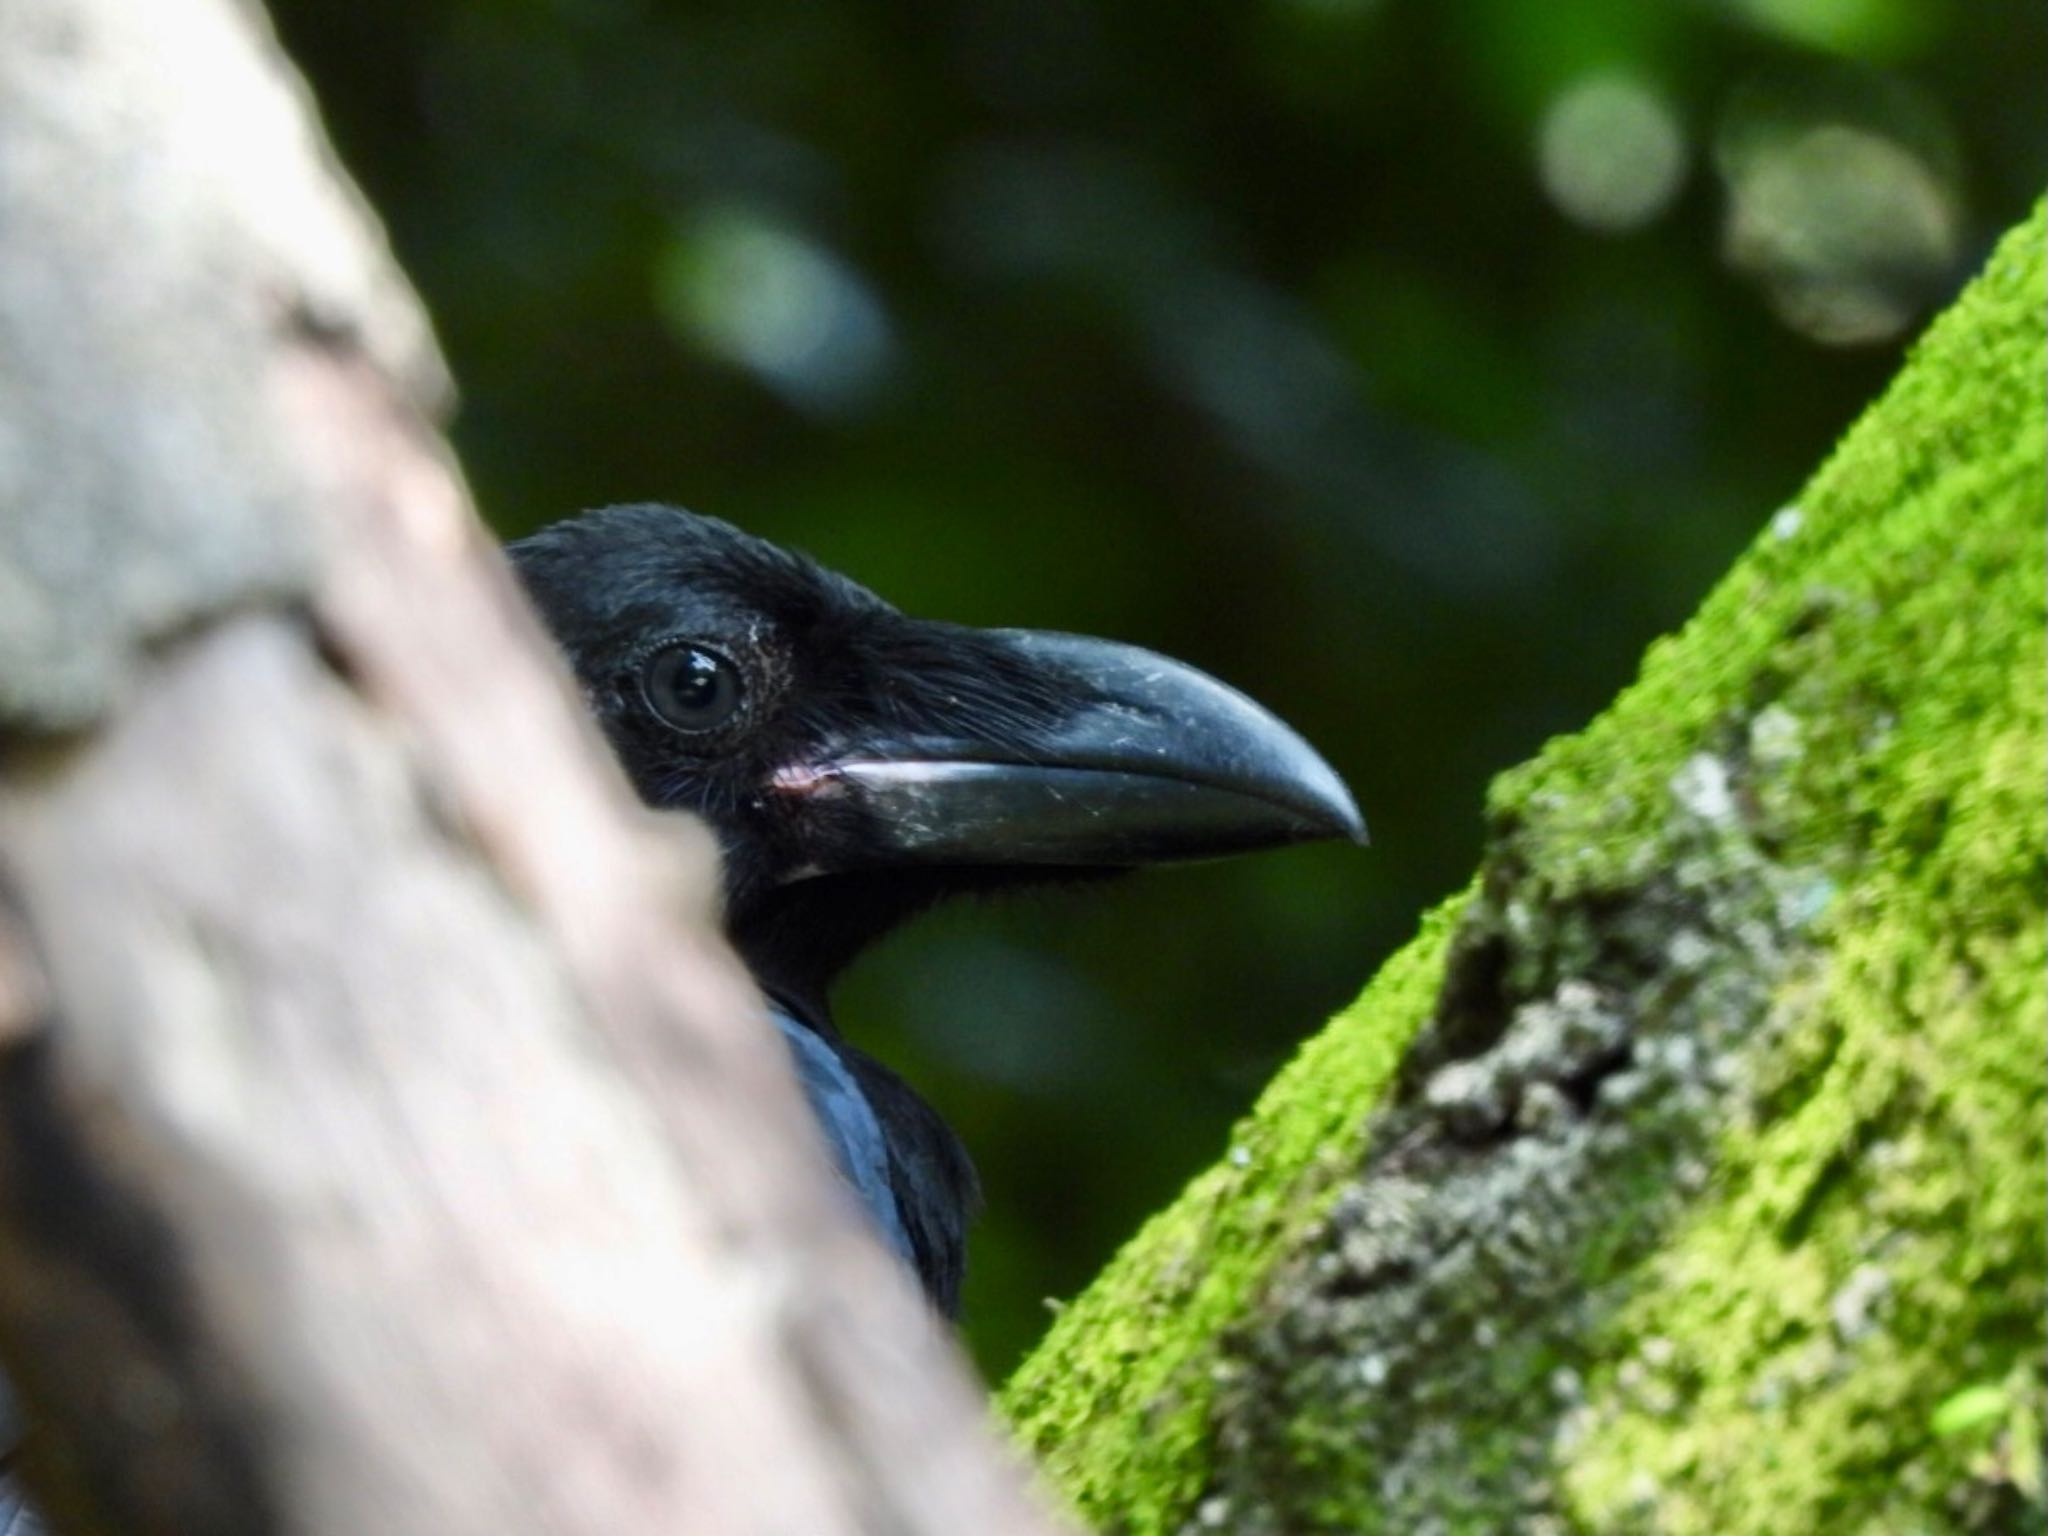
[265,0,2046,1375]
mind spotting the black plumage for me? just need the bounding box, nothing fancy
[511,503,1363,1313]
[0,504,1362,1520]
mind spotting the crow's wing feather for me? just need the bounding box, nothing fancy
[768,1004,915,1270]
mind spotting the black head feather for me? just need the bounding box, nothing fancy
[512,504,1098,1010]
[510,503,1363,1314]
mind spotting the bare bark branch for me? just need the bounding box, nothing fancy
[0,2,1062,1532]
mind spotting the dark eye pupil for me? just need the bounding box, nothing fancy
[644,645,743,732]
[673,660,718,708]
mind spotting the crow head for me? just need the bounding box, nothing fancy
[512,504,1364,1020]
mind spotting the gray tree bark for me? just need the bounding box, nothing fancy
[0,3,1063,1533]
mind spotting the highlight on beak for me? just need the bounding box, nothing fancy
[785,628,1365,875]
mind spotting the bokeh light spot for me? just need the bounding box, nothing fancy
[1727,0,1939,62]
[1538,75,1688,234]
[1719,119,1959,345]
[654,205,893,413]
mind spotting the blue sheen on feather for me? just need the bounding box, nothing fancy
[768,1003,914,1268]
[0,1371,37,1536]
[0,1479,37,1536]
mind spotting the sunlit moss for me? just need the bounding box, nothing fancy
[1558,198,2046,1534]
[1004,202,2045,1532]
[1000,895,1466,1531]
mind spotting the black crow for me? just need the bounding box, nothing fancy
[510,503,1364,1314]
[0,502,1360,1525]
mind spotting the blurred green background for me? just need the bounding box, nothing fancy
[267,0,2045,1377]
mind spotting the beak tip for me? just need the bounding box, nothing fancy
[1319,792,1369,850]
[1287,757,1367,851]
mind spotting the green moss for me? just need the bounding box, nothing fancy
[1556,205,2048,1534]
[1007,204,2045,1534]
[1000,895,1468,1531]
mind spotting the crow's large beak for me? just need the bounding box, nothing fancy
[782,630,1364,874]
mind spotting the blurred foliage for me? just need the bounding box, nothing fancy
[267,0,2046,1377]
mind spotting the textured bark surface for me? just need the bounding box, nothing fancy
[1005,206,2047,1534]
[0,2,1060,1533]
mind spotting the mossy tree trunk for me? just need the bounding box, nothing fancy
[1005,207,2046,1536]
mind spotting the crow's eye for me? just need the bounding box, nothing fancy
[642,643,745,734]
